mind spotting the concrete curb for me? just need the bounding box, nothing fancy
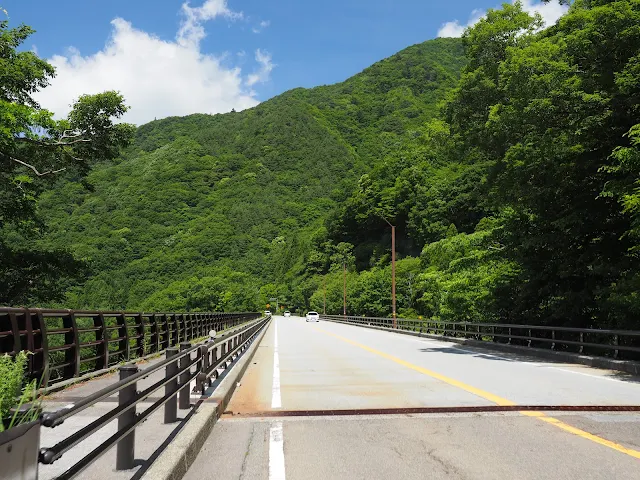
[140,320,271,480]
[324,318,640,376]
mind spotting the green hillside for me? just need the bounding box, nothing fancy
[32,38,466,311]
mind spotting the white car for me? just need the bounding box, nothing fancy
[284,310,291,317]
[306,311,320,322]
[264,310,272,317]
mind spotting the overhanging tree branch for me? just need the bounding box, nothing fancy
[4,153,67,176]
[15,136,91,147]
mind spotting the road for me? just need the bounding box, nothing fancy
[184,315,640,480]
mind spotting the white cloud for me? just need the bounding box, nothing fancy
[521,0,568,27]
[437,0,569,38]
[252,20,270,34]
[438,9,484,38]
[178,0,243,46]
[33,1,274,125]
[246,49,274,87]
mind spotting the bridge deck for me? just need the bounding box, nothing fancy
[185,316,640,480]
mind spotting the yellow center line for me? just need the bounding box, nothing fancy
[315,327,640,460]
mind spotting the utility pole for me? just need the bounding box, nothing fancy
[391,224,396,328]
[323,276,326,315]
[380,216,397,329]
[343,262,347,316]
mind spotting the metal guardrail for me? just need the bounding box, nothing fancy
[0,308,259,386]
[322,315,640,361]
[38,315,270,479]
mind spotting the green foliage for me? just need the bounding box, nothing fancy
[0,352,25,422]
[0,351,39,431]
[23,38,465,312]
[313,0,640,330]
[0,19,134,305]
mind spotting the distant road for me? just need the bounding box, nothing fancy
[185,316,640,480]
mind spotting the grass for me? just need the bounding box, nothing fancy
[0,352,41,432]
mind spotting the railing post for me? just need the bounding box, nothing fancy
[161,314,169,350]
[116,364,139,471]
[179,342,192,410]
[64,310,80,379]
[135,314,145,357]
[164,348,179,423]
[220,338,226,360]
[508,327,512,345]
[95,313,109,370]
[528,329,532,347]
[208,343,218,380]
[196,344,209,394]
[172,314,179,345]
[33,309,50,387]
[579,332,584,354]
[613,335,619,359]
[551,330,556,351]
[118,312,131,361]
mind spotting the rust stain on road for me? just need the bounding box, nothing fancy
[224,405,640,418]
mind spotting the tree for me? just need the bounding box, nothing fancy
[0,19,135,305]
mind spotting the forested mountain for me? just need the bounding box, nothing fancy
[26,38,466,311]
[312,0,640,330]
[5,0,639,331]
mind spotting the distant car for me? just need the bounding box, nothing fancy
[284,310,291,317]
[306,311,319,322]
[264,310,272,317]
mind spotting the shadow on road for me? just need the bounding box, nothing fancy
[417,344,640,384]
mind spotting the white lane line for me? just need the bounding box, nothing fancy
[271,319,282,409]
[548,367,631,383]
[269,421,286,480]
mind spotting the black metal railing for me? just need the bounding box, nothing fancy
[0,308,259,387]
[38,315,270,479]
[321,315,640,361]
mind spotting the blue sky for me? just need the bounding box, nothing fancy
[3,0,567,124]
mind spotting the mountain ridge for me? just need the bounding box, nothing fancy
[35,37,466,311]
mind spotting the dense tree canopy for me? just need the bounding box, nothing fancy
[314,0,640,329]
[0,19,134,304]
[21,38,464,312]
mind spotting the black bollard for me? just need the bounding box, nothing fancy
[178,342,191,409]
[116,364,139,470]
[164,348,179,423]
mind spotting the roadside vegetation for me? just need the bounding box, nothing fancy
[0,352,39,431]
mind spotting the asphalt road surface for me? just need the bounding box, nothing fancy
[185,316,640,480]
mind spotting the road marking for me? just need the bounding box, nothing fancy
[395,334,633,381]
[549,367,630,383]
[272,319,282,409]
[315,327,640,460]
[315,328,516,406]
[520,411,640,459]
[269,421,286,480]
[337,322,636,381]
